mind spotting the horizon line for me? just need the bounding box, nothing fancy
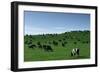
[24,30,90,36]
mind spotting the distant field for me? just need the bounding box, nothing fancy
[24,31,90,62]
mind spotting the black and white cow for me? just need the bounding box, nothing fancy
[71,48,80,56]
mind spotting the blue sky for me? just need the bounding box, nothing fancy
[24,11,90,35]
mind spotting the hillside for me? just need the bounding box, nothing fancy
[24,31,90,62]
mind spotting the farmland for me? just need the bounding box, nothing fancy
[24,31,90,62]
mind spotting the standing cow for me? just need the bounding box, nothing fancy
[71,48,80,56]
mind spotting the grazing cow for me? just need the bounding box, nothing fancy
[71,48,80,56]
[58,40,62,42]
[43,45,53,52]
[63,41,67,44]
[29,44,36,49]
[62,43,65,47]
[74,42,77,44]
[53,41,58,46]
[86,41,89,44]
[63,38,65,40]
[38,44,42,48]
[37,42,41,45]
[43,45,46,49]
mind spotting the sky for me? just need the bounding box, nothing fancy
[24,11,90,35]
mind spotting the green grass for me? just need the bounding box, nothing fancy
[24,31,90,62]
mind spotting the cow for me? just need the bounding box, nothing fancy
[58,39,62,42]
[71,48,80,56]
[62,43,65,47]
[74,42,77,44]
[38,44,42,48]
[43,45,53,52]
[28,44,36,49]
[53,41,58,46]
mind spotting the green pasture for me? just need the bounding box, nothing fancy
[24,31,90,62]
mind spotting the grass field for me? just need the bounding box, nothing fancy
[24,31,90,62]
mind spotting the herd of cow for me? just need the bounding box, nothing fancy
[25,37,80,57]
[28,43,53,52]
